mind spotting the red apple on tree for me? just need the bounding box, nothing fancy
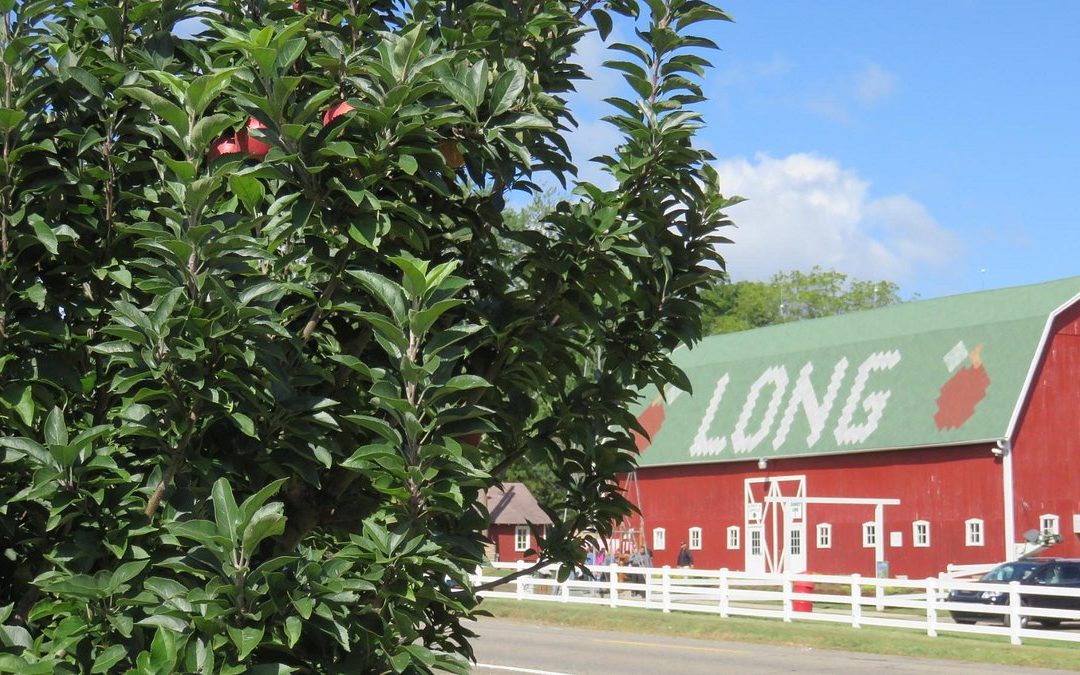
[207,135,242,162]
[291,0,306,10]
[237,117,270,159]
[322,101,355,126]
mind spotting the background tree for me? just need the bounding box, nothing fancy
[701,267,902,335]
[0,0,735,672]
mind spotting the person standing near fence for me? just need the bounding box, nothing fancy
[677,541,694,569]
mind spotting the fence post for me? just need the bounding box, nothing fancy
[851,573,862,629]
[875,577,884,612]
[782,573,793,623]
[473,565,482,591]
[925,577,938,637]
[608,561,618,608]
[719,568,730,618]
[1008,580,1022,645]
[516,559,526,600]
[662,565,671,613]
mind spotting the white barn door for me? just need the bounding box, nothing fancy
[744,476,806,574]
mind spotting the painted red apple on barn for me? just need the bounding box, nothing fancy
[633,395,666,452]
[934,342,991,430]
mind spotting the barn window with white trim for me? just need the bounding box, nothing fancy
[726,525,740,550]
[862,521,876,548]
[789,528,802,556]
[1040,514,1060,536]
[514,525,529,552]
[913,520,930,547]
[965,518,984,546]
[689,526,702,550]
[816,523,831,549]
[749,528,762,556]
[653,527,666,551]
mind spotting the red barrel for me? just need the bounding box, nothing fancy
[792,580,814,612]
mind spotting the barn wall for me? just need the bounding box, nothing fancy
[634,443,1004,579]
[1011,301,1080,557]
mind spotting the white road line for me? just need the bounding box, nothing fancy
[474,663,573,675]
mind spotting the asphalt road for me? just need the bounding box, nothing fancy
[468,617,1070,674]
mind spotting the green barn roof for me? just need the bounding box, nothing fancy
[633,276,1080,468]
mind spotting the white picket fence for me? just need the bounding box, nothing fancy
[474,561,1080,646]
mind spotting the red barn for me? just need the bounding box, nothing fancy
[483,482,552,563]
[628,277,1080,579]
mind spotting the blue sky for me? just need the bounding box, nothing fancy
[564,2,1080,299]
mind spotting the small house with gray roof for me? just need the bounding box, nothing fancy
[483,482,552,562]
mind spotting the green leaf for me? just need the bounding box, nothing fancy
[239,478,288,523]
[185,70,236,116]
[241,504,286,557]
[120,87,189,136]
[397,154,418,175]
[29,216,58,255]
[348,270,408,325]
[230,411,257,438]
[0,108,25,132]
[489,63,526,117]
[44,406,68,447]
[0,437,50,465]
[9,385,34,426]
[284,615,301,647]
[91,645,127,674]
[146,626,178,673]
[230,174,264,213]
[191,113,236,155]
[211,478,241,544]
[227,625,264,661]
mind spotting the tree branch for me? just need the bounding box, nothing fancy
[471,559,552,593]
[144,408,199,518]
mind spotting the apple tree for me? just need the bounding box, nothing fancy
[0,0,736,671]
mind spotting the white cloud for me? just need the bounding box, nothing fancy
[806,62,898,125]
[712,153,964,284]
[855,63,897,106]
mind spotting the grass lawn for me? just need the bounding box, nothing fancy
[480,598,1080,671]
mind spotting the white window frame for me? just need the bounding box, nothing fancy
[749,528,762,556]
[862,521,876,549]
[1040,513,1060,536]
[514,525,530,552]
[726,525,740,550]
[912,520,931,548]
[965,518,984,547]
[789,528,803,556]
[816,523,832,549]
[652,527,666,551]
[689,526,702,551]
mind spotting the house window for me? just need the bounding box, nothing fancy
[965,518,984,547]
[727,525,740,550]
[514,525,530,552]
[913,520,931,548]
[1040,514,1060,536]
[653,527,666,551]
[689,527,702,551]
[862,522,876,548]
[816,523,832,549]
[789,528,802,556]
[749,528,762,556]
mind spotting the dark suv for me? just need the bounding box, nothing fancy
[947,558,1080,627]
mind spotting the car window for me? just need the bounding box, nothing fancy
[1061,564,1080,583]
[981,563,1038,582]
[1034,565,1062,584]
